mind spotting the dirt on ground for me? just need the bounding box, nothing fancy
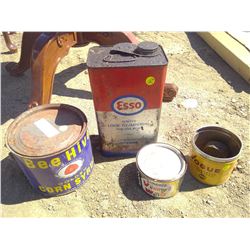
[0,32,249,217]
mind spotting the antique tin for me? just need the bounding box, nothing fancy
[136,143,187,198]
[189,126,242,185]
[6,104,94,196]
[87,41,168,156]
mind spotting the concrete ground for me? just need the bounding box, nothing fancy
[1,32,249,217]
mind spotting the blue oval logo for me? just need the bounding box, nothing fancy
[112,95,146,116]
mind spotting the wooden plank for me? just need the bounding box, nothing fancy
[227,32,250,49]
[198,32,250,84]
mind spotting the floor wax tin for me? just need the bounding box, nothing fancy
[87,41,168,156]
[189,126,242,185]
[6,104,94,196]
[136,143,187,198]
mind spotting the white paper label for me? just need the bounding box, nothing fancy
[34,118,60,138]
[96,109,160,152]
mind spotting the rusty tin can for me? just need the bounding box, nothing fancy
[87,41,168,156]
[136,143,187,198]
[189,126,242,185]
[5,104,94,196]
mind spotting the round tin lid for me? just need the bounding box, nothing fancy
[6,104,87,158]
[135,41,159,55]
[136,143,187,181]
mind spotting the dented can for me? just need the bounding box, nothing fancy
[87,41,168,156]
[136,143,187,198]
[189,126,242,185]
[5,104,94,196]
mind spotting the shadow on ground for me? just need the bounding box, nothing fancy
[180,168,209,192]
[119,162,153,201]
[1,62,31,124]
[186,32,250,94]
[1,62,92,125]
[1,51,14,55]
[53,63,92,100]
[180,155,210,192]
[1,155,47,205]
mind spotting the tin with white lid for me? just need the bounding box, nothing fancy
[136,143,187,198]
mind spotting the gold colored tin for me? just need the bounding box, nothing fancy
[189,126,242,185]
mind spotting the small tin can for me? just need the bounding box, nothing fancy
[5,104,94,196]
[189,126,242,185]
[136,143,187,198]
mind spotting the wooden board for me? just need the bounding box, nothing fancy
[198,32,250,84]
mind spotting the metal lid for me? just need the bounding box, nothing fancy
[86,41,168,68]
[6,104,87,158]
[134,41,159,55]
[136,143,187,181]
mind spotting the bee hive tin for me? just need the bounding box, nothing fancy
[136,143,187,198]
[189,126,242,185]
[5,104,94,196]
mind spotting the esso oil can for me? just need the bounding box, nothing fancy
[87,41,168,156]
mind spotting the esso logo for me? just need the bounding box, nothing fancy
[112,96,146,115]
[57,160,83,179]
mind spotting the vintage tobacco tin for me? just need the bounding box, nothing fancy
[136,143,187,198]
[189,126,242,185]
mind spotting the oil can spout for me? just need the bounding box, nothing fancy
[103,41,160,62]
[110,42,137,55]
[110,41,160,56]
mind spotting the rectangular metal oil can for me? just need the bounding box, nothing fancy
[87,41,168,156]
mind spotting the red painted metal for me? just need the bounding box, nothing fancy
[87,42,168,156]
